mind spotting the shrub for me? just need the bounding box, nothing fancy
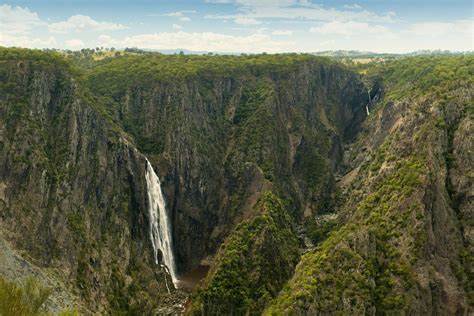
[0,276,51,316]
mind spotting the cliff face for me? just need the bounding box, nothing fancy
[0,53,175,313]
[266,56,473,314]
[87,58,368,274]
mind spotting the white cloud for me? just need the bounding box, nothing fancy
[48,15,127,34]
[272,30,293,35]
[164,11,185,17]
[237,0,297,6]
[234,17,262,25]
[65,39,85,49]
[205,0,233,3]
[409,20,472,37]
[163,10,197,17]
[0,4,45,35]
[163,11,192,22]
[205,1,397,23]
[206,0,298,6]
[0,33,56,48]
[343,4,362,10]
[0,4,54,49]
[310,21,390,36]
[97,31,293,53]
[303,19,472,53]
[1,2,472,54]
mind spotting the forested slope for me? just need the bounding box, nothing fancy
[266,55,473,315]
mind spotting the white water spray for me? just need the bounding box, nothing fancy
[145,159,178,288]
[366,90,371,116]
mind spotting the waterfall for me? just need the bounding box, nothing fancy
[366,90,371,116]
[145,159,178,288]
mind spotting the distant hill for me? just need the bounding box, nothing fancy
[312,49,472,58]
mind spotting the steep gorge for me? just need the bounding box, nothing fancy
[0,49,472,314]
[85,56,368,277]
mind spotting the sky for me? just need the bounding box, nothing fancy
[0,0,473,53]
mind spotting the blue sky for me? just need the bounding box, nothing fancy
[1,0,472,53]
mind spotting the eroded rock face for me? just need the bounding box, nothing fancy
[93,62,368,274]
[0,59,173,312]
[266,87,473,314]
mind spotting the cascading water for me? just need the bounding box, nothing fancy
[366,90,371,116]
[145,159,178,289]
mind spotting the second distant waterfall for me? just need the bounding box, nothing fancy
[145,159,178,288]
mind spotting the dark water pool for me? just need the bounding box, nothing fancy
[176,265,210,291]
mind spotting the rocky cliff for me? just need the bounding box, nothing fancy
[0,48,472,314]
[265,55,473,314]
[86,55,368,277]
[0,49,180,313]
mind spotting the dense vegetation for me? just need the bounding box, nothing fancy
[191,192,299,315]
[356,55,473,99]
[86,53,327,87]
